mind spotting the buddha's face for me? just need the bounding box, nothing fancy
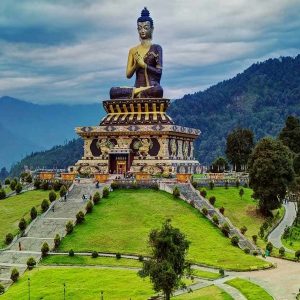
[137,21,153,40]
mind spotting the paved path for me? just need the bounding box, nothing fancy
[268,202,297,253]
[0,180,102,290]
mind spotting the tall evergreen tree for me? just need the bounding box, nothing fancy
[226,128,254,171]
[279,116,300,154]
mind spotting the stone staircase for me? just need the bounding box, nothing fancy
[0,180,103,291]
[160,182,259,253]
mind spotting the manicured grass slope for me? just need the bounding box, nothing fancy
[175,285,233,300]
[282,224,300,251]
[0,190,50,248]
[206,187,264,239]
[60,189,270,270]
[226,278,273,300]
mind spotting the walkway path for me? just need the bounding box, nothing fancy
[268,202,297,253]
[0,180,102,290]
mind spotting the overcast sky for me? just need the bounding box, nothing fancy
[0,0,300,104]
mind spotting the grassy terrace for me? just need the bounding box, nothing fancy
[226,278,273,300]
[282,224,300,252]
[0,190,50,248]
[0,266,231,300]
[205,187,283,247]
[175,285,233,300]
[59,189,270,270]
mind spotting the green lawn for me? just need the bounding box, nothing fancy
[0,267,154,300]
[59,189,271,270]
[175,285,233,300]
[205,187,283,248]
[191,268,222,280]
[42,254,142,268]
[0,190,50,248]
[226,278,273,300]
[282,224,300,252]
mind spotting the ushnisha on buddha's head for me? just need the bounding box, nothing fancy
[137,7,153,40]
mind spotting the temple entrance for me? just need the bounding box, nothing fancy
[108,149,133,174]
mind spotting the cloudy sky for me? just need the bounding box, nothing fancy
[0,0,300,104]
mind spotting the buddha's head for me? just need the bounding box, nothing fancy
[137,7,153,40]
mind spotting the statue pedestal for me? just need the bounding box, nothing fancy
[75,98,201,176]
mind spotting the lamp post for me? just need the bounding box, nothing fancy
[63,283,66,300]
[28,278,30,300]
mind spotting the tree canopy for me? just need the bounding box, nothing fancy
[225,128,254,171]
[279,115,300,154]
[248,137,295,214]
[139,219,190,300]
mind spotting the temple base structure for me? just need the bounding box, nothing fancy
[75,98,201,175]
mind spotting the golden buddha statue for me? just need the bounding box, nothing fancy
[110,7,163,99]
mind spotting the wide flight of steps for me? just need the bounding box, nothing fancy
[0,179,103,290]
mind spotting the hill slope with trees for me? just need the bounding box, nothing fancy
[168,54,300,164]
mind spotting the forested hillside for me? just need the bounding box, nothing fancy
[168,55,300,164]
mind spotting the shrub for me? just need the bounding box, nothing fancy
[201,207,208,216]
[219,268,225,277]
[252,235,258,244]
[53,180,62,191]
[41,199,50,212]
[66,221,74,234]
[69,249,75,257]
[0,189,6,199]
[209,181,214,190]
[244,248,250,254]
[253,251,258,256]
[27,257,36,270]
[111,182,118,189]
[41,242,50,257]
[138,255,144,262]
[30,207,38,220]
[41,181,49,191]
[192,181,197,188]
[173,186,180,198]
[60,185,67,197]
[102,187,110,198]
[200,188,207,197]
[295,250,300,260]
[93,192,101,204]
[33,179,41,189]
[49,190,57,202]
[224,181,228,189]
[262,221,269,230]
[235,180,240,188]
[221,223,230,237]
[219,206,225,215]
[5,233,13,245]
[76,211,85,224]
[259,227,264,238]
[0,284,4,295]
[240,226,247,235]
[279,247,285,257]
[10,268,19,282]
[92,251,98,258]
[25,174,32,183]
[15,183,22,194]
[243,182,248,188]
[209,196,216,206]
[116,252,121,259]
[231,235,239,246]
[18,218,27,231]
[54,234,61,249]
[4,178,10,185]
[212,214,219,225]
[86,200,94,213]
[9,179,17,191]
[239,188,244,199]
